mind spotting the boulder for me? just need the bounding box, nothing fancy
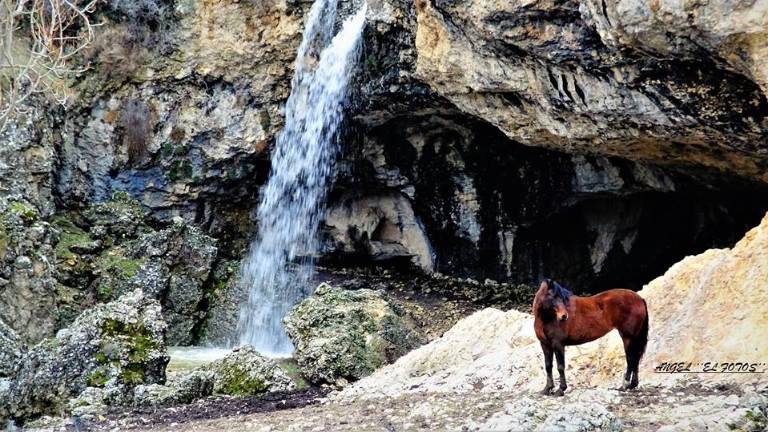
[132,370,215,407]
[285,283,424,385]
[118,219,218,345]
[2,289,168,420]
[209,345,295,396]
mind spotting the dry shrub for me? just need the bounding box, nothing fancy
[86,25,148,81]
[119,98,153,163]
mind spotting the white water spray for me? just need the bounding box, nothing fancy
[236,1,368,355]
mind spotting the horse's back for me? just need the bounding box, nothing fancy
[596,289,647,336]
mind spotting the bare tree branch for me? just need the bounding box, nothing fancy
[0,0,100,133]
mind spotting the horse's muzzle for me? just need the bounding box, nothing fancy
[559,314,569,322]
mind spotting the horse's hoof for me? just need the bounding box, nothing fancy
[540,387,553,396]
[554,389,565,397]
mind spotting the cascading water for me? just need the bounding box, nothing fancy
[236,0,368,355]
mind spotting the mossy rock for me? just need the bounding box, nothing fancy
[93,247,146,301]
[285,283,425,385]
[7,201,38,222]
[83,191,149,240]
[210,345,295,396]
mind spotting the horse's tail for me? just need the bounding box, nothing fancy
[635,298,649,360]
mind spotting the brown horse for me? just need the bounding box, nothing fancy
[533,279,649,396]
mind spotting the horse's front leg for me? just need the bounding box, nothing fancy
[540,343,554,395]
[554,347,567,396]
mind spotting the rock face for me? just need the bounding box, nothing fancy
[323,192,434,272]
[53,0,308,246]
[0,318,22,378]
[53,193,217,346]
[285,283,424,384]
[338,212,768,400]
[406,0,768,182]
[0,200,58,344]
[2,289,168,420]
[335,0,768,289]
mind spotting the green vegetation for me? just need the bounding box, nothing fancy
[168,159,194,181]
[217,365,268,396]
[98,318,159,385]
[120,364,146,385]
[52,216,94,261]
[7,201,38,222]
[93,248,144,301]
[87,367,110,387]
[276,358,309,390]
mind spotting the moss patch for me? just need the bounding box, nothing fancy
[217,365,268,396]
[52,216,94,261]
[94,248,144,300]
[98,319,159,385]
[87,367,110,387]
[7,201,38,222]
[276,358,309,390]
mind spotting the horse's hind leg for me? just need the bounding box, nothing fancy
[620,336,634,390]
[620,334,643,390]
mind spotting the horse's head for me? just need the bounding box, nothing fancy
[535,279,572,322]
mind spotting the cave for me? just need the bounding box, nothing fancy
[325,114,768,293]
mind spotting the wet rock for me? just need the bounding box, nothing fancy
[2,289,168,420]
[119,219,218,345]
[209,345,295,396]
[200,259,244,346]
[286,283,424,385]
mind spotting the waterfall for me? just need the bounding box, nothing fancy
[236,0,368,355]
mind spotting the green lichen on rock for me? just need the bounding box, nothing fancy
[285,283,425,385]
[52,216,95,261]
[7,201,38,222]
[209,345,295,396]
[96,318,161,387]
[83,191,148,240]
[86,368,110,387]
[93,248,145,301]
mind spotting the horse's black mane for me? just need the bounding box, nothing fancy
[546,279,573,303]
